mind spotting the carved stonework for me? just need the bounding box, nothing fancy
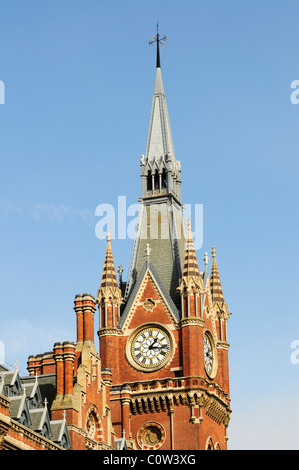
[142,298,155,313]
[86,414,96,439]
[137,422,166,450]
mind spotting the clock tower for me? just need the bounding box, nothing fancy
[97,27,231,450]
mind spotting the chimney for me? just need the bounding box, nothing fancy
[82,294,96,342]
[74,294,96,344]
[53,341,76,396]
[63,341,76,395]
[53,342,64,396]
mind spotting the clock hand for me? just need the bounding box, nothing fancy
[148,338,159,350]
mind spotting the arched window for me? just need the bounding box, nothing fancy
[154,170,159,189]
[85,405,103,444]
[19,410,30,427]
[162,168,167,189]
[206,437,214,450]
[41,423,50,438]
[147,170,152,191]
[60,433,69,449]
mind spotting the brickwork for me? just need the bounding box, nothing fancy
[99,243,231,450]
[20,46,231,451]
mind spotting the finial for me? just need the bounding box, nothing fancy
[63,409,66,420]
[107,230,111,242]
[145,243,151,259]
[212,246,216,258]
[118,264,123,287]
[44,397,48,408]
[149,23,167,68]
[15,360,19,371]
[118,264,123,276]
[122,429,126,438]
[204,252,209,267]
[186,219,193,248]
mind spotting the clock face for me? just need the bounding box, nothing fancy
[131,326,171,369]
[204,334,214,375]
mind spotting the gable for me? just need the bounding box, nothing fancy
[120,261,180,333]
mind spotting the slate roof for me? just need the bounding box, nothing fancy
[50,419,71,449]
[0,367,71,449]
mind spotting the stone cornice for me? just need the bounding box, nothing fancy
[180,317,205,327]
[4,419,65,450]
[110,376,231,425]
[216,340,230,350]
[97,327,123,337]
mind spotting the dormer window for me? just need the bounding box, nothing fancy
[41,423,50,438]
[19,410,30,427]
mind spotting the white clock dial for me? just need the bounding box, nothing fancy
[131,327,171,369]
[204,334,214,374]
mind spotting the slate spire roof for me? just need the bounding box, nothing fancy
[125,29,186,308]
[146,28,174,162]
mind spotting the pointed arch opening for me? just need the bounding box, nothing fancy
[85,404,103,446]
[206,437,214,450]
[154,169,159,189]
[162,168,167,189]
[147,170,152,191]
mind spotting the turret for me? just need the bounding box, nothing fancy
[178,221,205,377]
[97,231,123,376]
[96,230,123,329]
[178,220,205,318]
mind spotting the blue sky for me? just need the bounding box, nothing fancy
[0,0,299,450]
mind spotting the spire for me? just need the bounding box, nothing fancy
[100,231,118,289]
[182,220,201,281]
[146,25,174,161]
[97,231,123,329]
[127,27,185,308]
[210,247,225,304]
[178,220,204,294]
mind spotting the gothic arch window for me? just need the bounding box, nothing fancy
[19,410,30,427]
[154,170,159,189]
[60,433,69,449]
[85,405,103,442]
[40,422,50,439]
[206,437,214,450]
[162,168,167,189]
[147,170,152,191]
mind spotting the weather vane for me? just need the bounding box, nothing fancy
[149,23,167,68]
